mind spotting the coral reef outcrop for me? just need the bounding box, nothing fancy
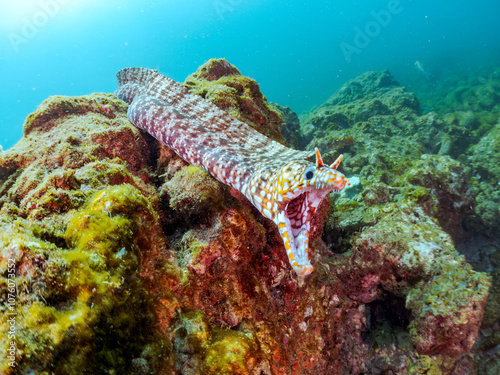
[0,60,492,374]
[469,122,500,234]
[184,58,285,145]
[301,68,499,373]
[0,94,174,374]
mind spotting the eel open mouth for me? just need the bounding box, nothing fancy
[282,186,335,274]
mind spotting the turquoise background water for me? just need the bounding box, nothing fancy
[1,0,499,150]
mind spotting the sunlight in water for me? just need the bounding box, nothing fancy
[0,0,81,31]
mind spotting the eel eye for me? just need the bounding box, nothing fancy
[304,166,315,180]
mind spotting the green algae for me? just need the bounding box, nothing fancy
[177,229,209,271]
[469,122,500,233]
[172,310,213,354]
[482,266,500,328]
[0,184,173,374]
[172,310,259,375]
[184,58,286,145]
[1,62,496,374]
[407,355,443,375]
[202,329,258,375]
[300,70,421,142]
[73,159,141,191]
[331,199,492,359]
[405,256,491,356]
[23,94,129,136]
[407,259,491,320]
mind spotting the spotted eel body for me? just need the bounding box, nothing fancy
[115,67,349,276]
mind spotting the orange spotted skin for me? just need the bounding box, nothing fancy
[247,159,348,275]
[115,67,349,276]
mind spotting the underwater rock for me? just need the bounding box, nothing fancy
[417,67,500,114]
[439,110,481,158]
[302,75,445,188]
[455,80,500,113]
[332,202,490,356]
[480,246,500,328]
[0,62,493,374]
[320,70,402,106]
[397,154,475,242]
[474,245,500,373]
[160,165,233,222]
[417,68,500,161]
[469,122,500,234]
[171,310,260,374]
[184,58,286,144]
[0,94,175,374]
[271,103,304,149]
[302,71,483,244]
[303,69,494,371]
[300,70,421,141]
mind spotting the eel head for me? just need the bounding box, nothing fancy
[272,148,348,276]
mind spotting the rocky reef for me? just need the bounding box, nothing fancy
[0,59,494,374]
[301,67,500,373]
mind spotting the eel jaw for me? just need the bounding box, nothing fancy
[277,186,334,276]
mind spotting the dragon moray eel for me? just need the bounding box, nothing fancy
[115,67,349,276]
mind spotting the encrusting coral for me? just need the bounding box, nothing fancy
[0,59,493,374]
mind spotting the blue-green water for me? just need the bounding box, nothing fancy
[1,0,499,150]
